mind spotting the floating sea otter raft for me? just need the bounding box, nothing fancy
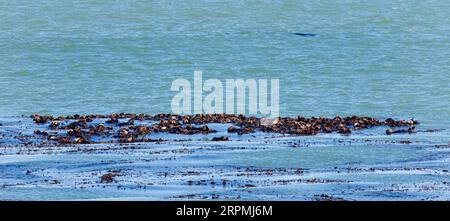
[26,113,419,145]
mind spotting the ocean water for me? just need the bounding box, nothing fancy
[1,0,449,125]
[1,1,450,200]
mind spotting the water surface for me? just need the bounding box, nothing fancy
[0,1,449,200]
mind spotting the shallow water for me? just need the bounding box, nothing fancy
[0,1,450,200]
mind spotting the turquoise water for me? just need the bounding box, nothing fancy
[0,0,450,200]
[1,0,449,127]
[1,1,450,200]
